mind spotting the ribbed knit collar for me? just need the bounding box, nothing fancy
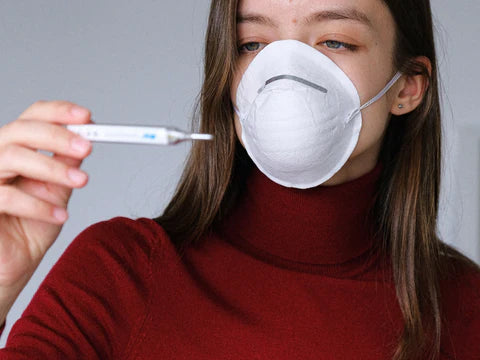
[218,162,384,275]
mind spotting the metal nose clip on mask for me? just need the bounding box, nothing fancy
[234,39,402,189]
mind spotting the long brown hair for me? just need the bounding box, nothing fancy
[154,0,480,359]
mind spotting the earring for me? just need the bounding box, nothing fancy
[398,104,404,109]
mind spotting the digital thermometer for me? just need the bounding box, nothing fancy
[66,124,214,145]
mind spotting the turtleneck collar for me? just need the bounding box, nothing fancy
[217,162,384,275]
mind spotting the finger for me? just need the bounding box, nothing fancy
[17,100,92,125]
[0,145,89,188]
[51,153,84,169]
[15,177,73,208]
[0,185,68,224]
[15,152,87,207]
[0,119,92,159]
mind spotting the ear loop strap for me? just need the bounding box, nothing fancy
[360,71,403,110]
[348,71,403,122]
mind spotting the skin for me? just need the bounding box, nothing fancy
[231,0,431,185]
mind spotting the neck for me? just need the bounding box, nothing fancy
[217,162,384,275]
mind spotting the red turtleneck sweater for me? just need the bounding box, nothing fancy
[0,163,479,359]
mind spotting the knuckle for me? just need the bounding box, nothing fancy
[55,101,88,118]
[30,100,48,111]
[0,119,30,146]
[46,125,73,152]
[0,121,14,139]
[43,123,62,141]
[17,100,48,121]
[11,118,29,129]
[45,100,71,113]
[33,100,74,114]
[33,100,47,107]
[43,158,59,175]
[48,100,68,106]
[58,101,77,111]
[0,144,19,163]
[66,102,90,117]
[0,186,13,207]
[44,158,67,180]
[2,119,19,133]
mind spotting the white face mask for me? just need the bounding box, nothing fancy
[234,39,402,189]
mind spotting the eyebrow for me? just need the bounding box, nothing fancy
[237,8,374,29]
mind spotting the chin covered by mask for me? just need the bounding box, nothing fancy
[234,39,402,189]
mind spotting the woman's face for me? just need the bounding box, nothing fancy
[230,0,406,185]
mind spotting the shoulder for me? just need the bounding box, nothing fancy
[441,255,480,307]
[10,217,174,357]
[60,216,172,274]
[76,216,170,249]
[440,255,480,357]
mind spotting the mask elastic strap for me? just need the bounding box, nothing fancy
[359,71,403,111]
[346,71,402,124]
[233,103,241,117]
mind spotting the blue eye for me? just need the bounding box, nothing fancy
[323,40,357,51]
[238,42,266,53]
[238,40,357,53]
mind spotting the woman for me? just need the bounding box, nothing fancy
[0,0,478,359]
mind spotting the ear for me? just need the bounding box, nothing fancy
[390,56,432,115]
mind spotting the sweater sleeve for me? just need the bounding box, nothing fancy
[0,216,161,360]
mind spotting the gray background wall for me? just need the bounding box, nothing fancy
[0,0,478,346]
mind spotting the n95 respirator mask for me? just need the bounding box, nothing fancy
[234,39,402,189]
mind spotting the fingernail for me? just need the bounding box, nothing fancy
[68,168,87,184]
[53,207,68,222]
[70,106,89,117]
[71,137,91,152]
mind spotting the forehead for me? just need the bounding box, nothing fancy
[237,0,393,35]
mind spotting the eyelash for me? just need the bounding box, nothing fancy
[238,40,358,53]
[323,40,358,51]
